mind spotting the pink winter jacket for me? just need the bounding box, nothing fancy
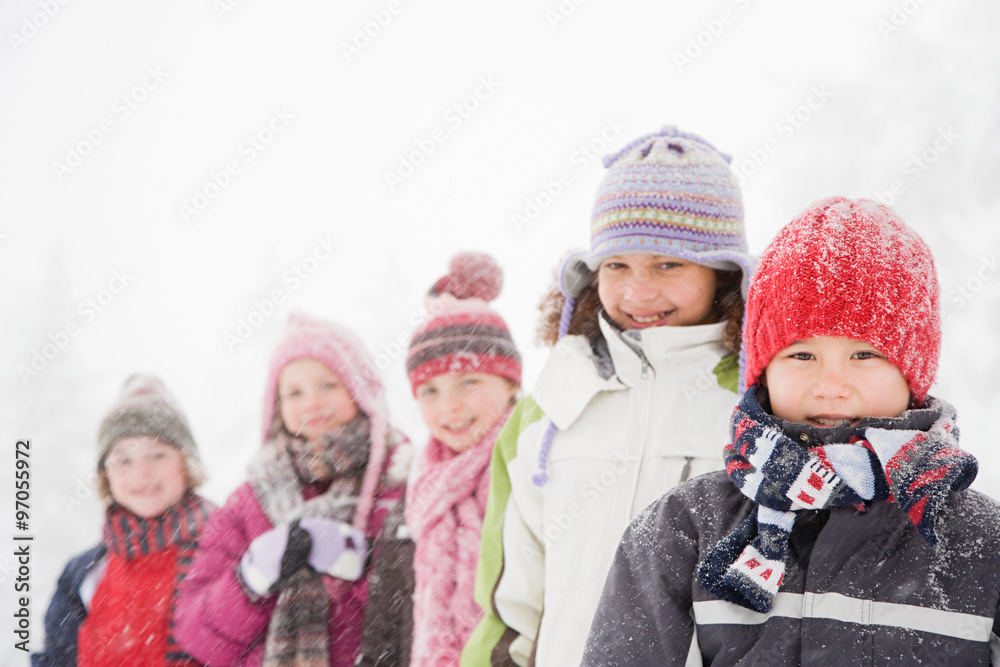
[174,479,405,667]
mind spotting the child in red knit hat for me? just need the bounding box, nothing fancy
[404,252,522,667]
[583,197,1000,665]
[33,375,214,667]
[175,312,414,667]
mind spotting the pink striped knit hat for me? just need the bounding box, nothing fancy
[262,311,388,532]
[406,252,522,395]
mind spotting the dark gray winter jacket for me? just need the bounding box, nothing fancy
[582,470,1000,666]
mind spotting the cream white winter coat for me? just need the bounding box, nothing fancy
[463,316,739,667]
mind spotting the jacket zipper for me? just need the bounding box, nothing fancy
[625,355,653,519]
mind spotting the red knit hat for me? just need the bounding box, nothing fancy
[743,196,940,404]
[406,252,522,395]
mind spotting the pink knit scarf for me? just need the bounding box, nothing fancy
[406,408,512,666]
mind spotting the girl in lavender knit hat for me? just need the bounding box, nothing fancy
[176,312,414,666]
[463,126,756,666]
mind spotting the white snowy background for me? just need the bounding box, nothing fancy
[2,0,999,663]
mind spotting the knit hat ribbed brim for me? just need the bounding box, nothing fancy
[406,252,522,394]
[98,374,201,468]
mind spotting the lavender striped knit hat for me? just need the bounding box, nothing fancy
[560,125,753,305]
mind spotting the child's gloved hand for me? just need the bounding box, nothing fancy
[239,519,313,596]
[297,516,369,582]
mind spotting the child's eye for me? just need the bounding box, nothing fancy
[853,350,880,360]
[601,262,627,271]
[657,261,682,270]
[461,377,479,387]
[418,387,437,398]
[789,352,814,361]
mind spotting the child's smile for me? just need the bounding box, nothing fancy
[104,435,188,518]
[597,254,718,330]
[416,372,517,453]
[625,309,675,327]
[809,415,860,428]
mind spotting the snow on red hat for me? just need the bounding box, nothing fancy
[743,196,941,403]
[406,252,522,395]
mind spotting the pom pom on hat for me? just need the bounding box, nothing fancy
[743,196,941,404]
[430,252,503,302]
[407,252,521,394]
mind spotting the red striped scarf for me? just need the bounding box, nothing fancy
[102,494,214,667]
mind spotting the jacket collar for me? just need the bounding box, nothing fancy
[603,314,726,387]
[532,315,727,429]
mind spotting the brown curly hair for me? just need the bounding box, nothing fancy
[536,264,745,356]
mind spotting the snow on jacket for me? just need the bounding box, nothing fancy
[175,440,414,667]
[462,316,739,667]
[583,468,1000,666]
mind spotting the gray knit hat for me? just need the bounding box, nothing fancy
[98,375,202,471]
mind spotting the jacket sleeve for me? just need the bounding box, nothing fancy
[357,482,415,667]
[582,488,702,667]
[31,545,104,667]
[175,483,275,666]
[992,594,1000,664]
[462,397,548,667]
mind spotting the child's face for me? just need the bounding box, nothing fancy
[105,436,188,518]
[764,336,910,427]
[278,358,359,441]
[415,372,518,454]
[597,254,717,330]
